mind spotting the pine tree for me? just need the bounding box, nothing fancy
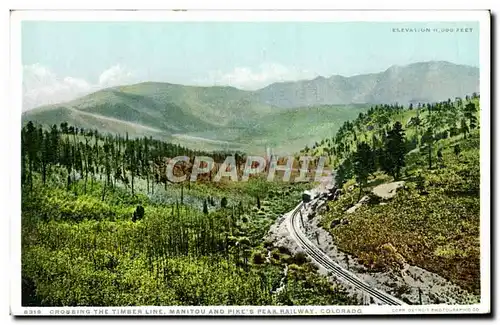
[60,122,68,134]
[335,157,353,186]
[437,147,444,168]
[21,130,27,186]
[382,122,406,180]
[41,130,51,184]
[125,140,137,195]
[415,174,426,193]
[203,199,208,215]
[464,102,478,130]
[353,142,375,200]
[49,124,60,164]
[24,121,39,191]
[460,118,469,139]
[238,201,244,217]
[421,127,434,170]
[143,137,150,193]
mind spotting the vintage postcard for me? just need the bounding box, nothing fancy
[10,10,490,316]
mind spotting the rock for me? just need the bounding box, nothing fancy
[345,195,370,214]
[358,195,370,204]
[346,205,358,214]
[372,181,406,200]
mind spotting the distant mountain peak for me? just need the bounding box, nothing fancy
[256,60,479,108]
[22,60,479,154]
[385,60,472,72]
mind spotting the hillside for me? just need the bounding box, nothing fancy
[21,122,356,306]
[23,88,368,154]
[24,82,264,132]
[22,61,479,154]
[183,104,368,154]
[302,94,481,296]
[255,61,479,108]
[20,95,482,306]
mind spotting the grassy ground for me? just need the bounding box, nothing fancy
[320,131,480,294]
[22,168,354,306]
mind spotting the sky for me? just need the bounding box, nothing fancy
[22,21,479,110]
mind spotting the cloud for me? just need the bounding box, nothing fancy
[98,65,134,88]
[200,63,318,90]
[22,63,317,110]
[23,64,135,111]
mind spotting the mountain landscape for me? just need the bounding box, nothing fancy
[20,62,483,309]
[257,61,479,108]
[22,61,479,154]
[18,15,489,313]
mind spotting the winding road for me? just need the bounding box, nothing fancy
[285,198,406,306]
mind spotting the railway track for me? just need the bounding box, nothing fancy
[287,202,406,306]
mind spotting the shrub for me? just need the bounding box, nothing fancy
[251,252,265,264]
[132,205,145,222]
[415,174,426,193]
[293,252,308,265]
[220,197,228,208]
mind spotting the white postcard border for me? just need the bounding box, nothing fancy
[8,9,491,316]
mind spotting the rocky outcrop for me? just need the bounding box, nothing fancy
[303,187,479,305]
[346,195,370,214]
[372,181,405,200]
[266,178,479,305]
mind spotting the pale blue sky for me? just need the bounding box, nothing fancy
[22,21,479,109]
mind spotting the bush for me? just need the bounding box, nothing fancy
[132,205,145,222]
[252,252,266,264]
[220,197,228,208]
[271,248,281,260]
[278,246,291,255]
[293,252,308,265]
[415,174,426,193]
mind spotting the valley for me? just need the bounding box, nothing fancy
[22,61,479,155]
[20,61,482,307]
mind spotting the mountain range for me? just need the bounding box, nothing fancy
[23,61,479,154]
[257,61,479,108]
